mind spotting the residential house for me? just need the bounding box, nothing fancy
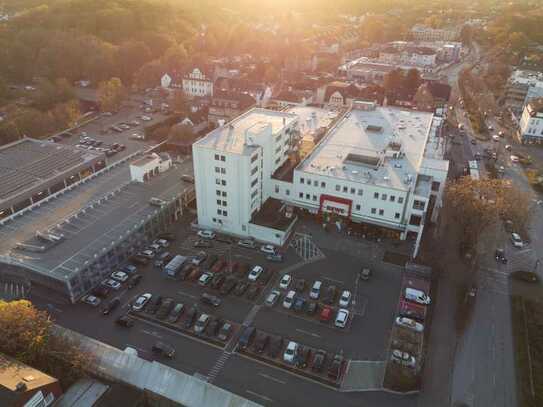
[182,67,214,98]
[518,98,543,143]
[318,81,385,107]
[161,73,172,89]
[208,90,256,125]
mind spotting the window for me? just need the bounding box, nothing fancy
[223,210,228,216]
[307,179,311,185]
[217,199,222,205]
[214,154,220,160]
[374,192,379,199]
[431,181,440,192]
[222,191,227,197]
[299,192,303,198]
[222,200,227,206]
[251,166,258,175]
[306,194,310,200]
[217,209,222,215]
[358,189,363,196]
[242,225,247,231]
[390,195,395,202]
[336,185,340,191]
[251,190,258,199]
[216,190,221,196]
[286,189,290,196]
[409,215,422,226]
[350,188,355,194]
[220,168,226,174]
[314,180,318,187]
[381,194,387,201]
[275,146,281,153]
[251,153,259,163]
[275,157,281,164]
[215,178,221,185]
[251,178,258,187]
[221,180,226,186]
[220,155,226,162]
[321,182,326,188]
[215,167,220,173]
[398,197,404,204]
[356,204,361,211]
[379,209,384,216]
[275,185,280,193]
[343,186,348,193]
[413,200,425,210]
[212,217,217,223]
[300,177,305,184]
[371,208,376,214]
[313,195,317,201]
[395,212,400,219]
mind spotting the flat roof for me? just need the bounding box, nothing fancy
[286,105,338,141]
[0,138,102,204]
[194,108,297,155]
[0,158,194,281]
[297,106,440,191]
[0,353,57,391]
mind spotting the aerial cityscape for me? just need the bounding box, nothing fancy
[0,0,541,406]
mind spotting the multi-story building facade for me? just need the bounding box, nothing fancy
[182,68,213,98]
[504,70,543,117]
[208,89,256,125]
[379,47,437,67]
[193,103,448,257]
[410,25,459,41]
[518,98,543,143]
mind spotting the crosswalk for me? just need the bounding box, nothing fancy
[207,351,232,383]
[290,233,325,262]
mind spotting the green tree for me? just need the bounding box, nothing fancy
[117,40,152,84]
[162,44,188,72]
[384,69,404,97]
[405,68,421,94]
[98,77,125,112]
[171,89,187,113]
[134,60,164,90]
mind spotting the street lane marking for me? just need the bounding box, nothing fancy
[295,328,321,338]
[246,390,273,403]
[258,372,286,384]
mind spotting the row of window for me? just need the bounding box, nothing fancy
[216,190,227,197]
[215,178,227,186]
[372,191,404,204]
[274,186,291,196]
[214,154,226,162]
[217,209,228,216]
[370,208,401,219]
[216,200,227,206]
[214,167,226,174]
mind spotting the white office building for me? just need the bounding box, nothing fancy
[193,103,448,257]
[518,98,543,143]
[182,68,213,98]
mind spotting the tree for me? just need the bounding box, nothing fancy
[0,300,90,387]
[134,60,164,90]
[264,66,279,84]
[162,44,188,72]
[171,89,186,113]
[98,77,125,112]
[117,40,152,84]
[383,69,404,97]
[405,68,421,94]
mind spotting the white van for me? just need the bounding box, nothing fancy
[405,288,431,305]
[283,290,296,309]
[309,281,322,299]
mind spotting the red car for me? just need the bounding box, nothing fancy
[319,305,333,322]
[211,260,226,274]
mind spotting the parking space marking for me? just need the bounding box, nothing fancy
[295,328,321,338]
[246,390,273,403]
[258,372,286,384]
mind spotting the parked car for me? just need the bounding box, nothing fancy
[279,274,292,289]
[91,285,110,298]
[122,264,137,274]
[198,272,213,286]
[151,342,175,358]
[323,285,337,304]
[140,249,155,259]
[238,326,256,350]
[339,290,352,307]
[194,239,212,248]
[210,274,225,289]
[311,350,327,372]
[248,265,264,282]
[495,248,507,264]
[283,341,299,364]
[82,295,101,307]
[282,290,296,309]
[203,254,219,270]
[115,315,134,328]
[266,253,284,263]
[183,306,198,329]
[132,293,152,311]
[309,281,322,299]
[238,239,256,249]
[328,354,344,381]
[320,305,333,322]
[111,271,129,282]
[205,317,221,337]
[265,290,281,307]
[293,296,306,312]
[220,277,237,295]
[360,268,371,281]
[191,251,207,266]
[217,322,233,341]
[254,332,270,354]
[168,303,184,323]
[200,293,222,307]
[246,285,260,300]
[391,349,416,368]
[128,274,142,288]
[194,314,210,334]
[234,281,248,296]
[395,317,424,332]
[197,230,216,239]
[335,309,350,328]
[211,260,226,274]
[102,279,121,290]
[146,295,163,314]
[102,297,120,315]
[511,232,524,248]
[306,301,318,315]
[260,244,277,255]
[156,298,175,320]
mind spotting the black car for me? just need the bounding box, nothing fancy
[102,297,120,315]
[234,281,248,296]
[146,295,163,314]
[253,332,270,354]
[293,296,305,312]
[306,301,318,315]
[210,274,225,290]
[183,306,198,329]
[200,293,222,307]
[152,341,175,358]
[495,249,507,264]
[246,285,260,300]
[128,274,142,288]
[156,298,175,320]
[268,335,284,358]
[115,315,134,327]
[238,326,256,350]
[205,317,221,337]
[92,285,110,298]
[311,349,327,372]
[220,277,237,295]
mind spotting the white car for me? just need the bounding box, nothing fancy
[198,272,213,286]
[155,239,169,248]
[132,293,152,311]
[260,244,276,255]
[283,341,299,364]
[309,280,322,299]
[141,115,152,121]
[492,134,500,141]
[279,274,292,289]
[390,349,416,368]
[111,271,129,282]
[510,155,519,163]
[335,308,350,328]
[265,290,281,307]
[395,317,424,332]
[282,290,296,309]
[102,279,121,290]
[248,265,264,282]
[197,230,216,240]
[505,144,512,151]
[339,290,352,307]
[511,233,524,248]
[140,249,155,259]
[82,295,101,307]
